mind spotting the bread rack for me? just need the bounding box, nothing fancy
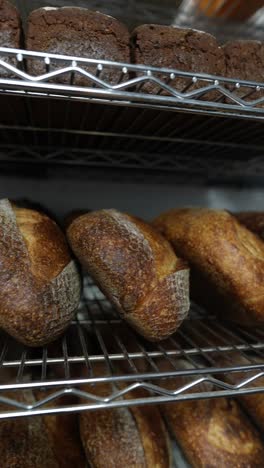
[1,47,264,183]
[0,48,264,418]
[0,276,263,419]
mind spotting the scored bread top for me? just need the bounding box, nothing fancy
[0,199,81,346]
[153,208,264,325]
[236,211,264,240]
[67,209,189,341]
[13,205,71,282]
[68,209,185,310]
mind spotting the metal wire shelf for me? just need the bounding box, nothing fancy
[0,277,264,419]
[1,47,264,117]
[1,48,264,182]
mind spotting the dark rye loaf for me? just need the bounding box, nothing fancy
[131,25,226,97]
[223,40,264,106]
[0,0,22,77]
[26,7,130,86]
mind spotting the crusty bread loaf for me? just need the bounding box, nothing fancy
[131,25,225,98]
[0,387,85,468]
[0,0,22,78]
[210,351,264,435]
[223,40,264,107]
[0,390,59,468]
[153,208,264,327]
[0,199,81,346]
[67,209,190,341]
[26,7,130,86]
[79,362,171,468]
[175,323,264,435]
[158,359,264,467]
[236,212,264,240]
[35,389,86,468]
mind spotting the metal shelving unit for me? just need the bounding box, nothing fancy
[0,47,264,418]
[0,277,264,419]
[1,48,264,182]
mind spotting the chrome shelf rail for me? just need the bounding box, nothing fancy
[0,278,263,419]
[0,47,264,117]
[1,48,264,182]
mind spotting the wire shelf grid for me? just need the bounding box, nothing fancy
[0,277,263,419]
[1,47,264,117]
[1,48,264,182]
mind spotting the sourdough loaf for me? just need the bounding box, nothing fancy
[210,351,264,435]
[67,209,190,341]
[79,362,171,467]
[153,208,264,326]
[0,199,81,346]
[0,390,58,468]
[236,212,264,240]
[35,389,86,468]
[158,359,264,467]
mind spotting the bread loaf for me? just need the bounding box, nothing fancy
[131,25,225,97]
[153,208,264,327]
[0,387,86,467]
[175,322,264,435]
[67,209,190,341]
[0,199,81,346]
[26,7,130,86]
[236,212,264,240]
[158,359,264,467]
[35,389,86,468]
[210,351,264,435]
[0,390,59,468]
[0,0,22,77]
[79,363,171,467]
[223,40,264,106]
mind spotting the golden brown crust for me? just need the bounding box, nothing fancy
[0,199,81,346]
[14,206,71,281]
[79,363,146,468]
[0,390,58,468]
[163,397,264,467]
[153,208,264,326]
[236,212,264,240]
[158,360,264,468]
[212,352,264,435]
[35,390,86,468]
[80,406,146,468]
[79,363,171,468]
[67,209,189,341]
[129,395,172,468]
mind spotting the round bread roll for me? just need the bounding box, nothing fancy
[153,208,264,327]
[236,212,264,240]
[67,209,189,341]
[0,198,81,346]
